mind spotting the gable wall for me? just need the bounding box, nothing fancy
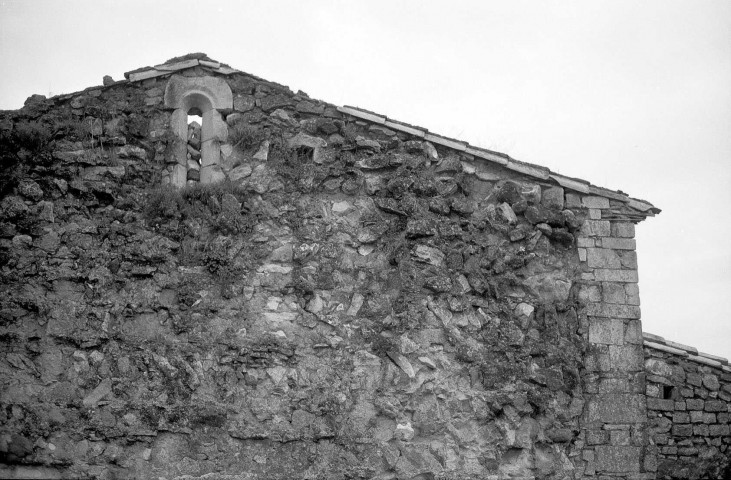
[0,68,657,478]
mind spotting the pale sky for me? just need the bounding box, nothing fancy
[1,0,730,356]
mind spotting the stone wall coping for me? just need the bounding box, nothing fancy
[464,146,509,166]
[424,132,468,152]
[550,173,591,194]
[124,58,243,82]
[338,104,659,214]
[687,354,724,368]
[644,340,689,357]
[643,332,729,367]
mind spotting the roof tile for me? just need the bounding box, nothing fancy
[550,174,590,193]
[155,59,200,71]
[465,146,509,166]
[424,132,468,152]
[338,106,386,124]
[384,119,426,137]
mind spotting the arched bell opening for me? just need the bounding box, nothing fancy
[163,76,232,188]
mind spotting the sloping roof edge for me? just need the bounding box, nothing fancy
[338,104,659,216]
[643,332,731,372]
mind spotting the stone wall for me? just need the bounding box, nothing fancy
[644,333,731,479]
[0,54,658,479]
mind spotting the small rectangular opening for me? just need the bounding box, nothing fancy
[296,145,314,163]
[662,385,675,400]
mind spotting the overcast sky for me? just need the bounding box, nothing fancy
[1,0,729,356]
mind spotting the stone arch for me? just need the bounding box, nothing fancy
[164,75,233,187]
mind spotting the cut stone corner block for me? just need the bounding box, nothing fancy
[164,74,233,111]
[594,445,641,474]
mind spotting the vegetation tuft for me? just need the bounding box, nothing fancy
[0,121,54,198]
[144,182,256,235]
[228,119,266,151]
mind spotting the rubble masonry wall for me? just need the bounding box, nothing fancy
[0,64,662,479]
[644,336,731,479]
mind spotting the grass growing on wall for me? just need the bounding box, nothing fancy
[144,182,256,235]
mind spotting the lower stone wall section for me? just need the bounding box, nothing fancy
[644,333,731,479]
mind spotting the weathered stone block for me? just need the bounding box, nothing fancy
[593,269,639,283]
[260,94,294,111]
[579,284,602,303]
[619,250,638,269]
[577,238,595,249]
[586,303,641,319]
[595,445,640,473]
[624,283,641,305]
[602,282,626,304]
[587,248,621,269]
[582,220,611,237]
[689,410,705,423]
[588,394,646,423]
[702,374,720,391]
[600,237,637,250]
[582,196,610,209]
[709,424,730,436]
[233,94,256,112]
[705,400,726,412]
[647,383,660,397]
[82,378,112,407]
[645,359,672,377]
[686,373,702,387]
[566,192,582,208]
[610,429,631,445]
[609,344,644,370]
[624,319,643,344]
[611,222,635,238]
[673,412,690,423]
[686,399,704,410]
[588,317,624,345]
[647,398,674,411]
[586,429,610,445]
[599,377,631,393]
[541,186,564,209]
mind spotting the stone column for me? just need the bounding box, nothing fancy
[575,194,655,479]
[169,108,188,188]
[200,109,227,184]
